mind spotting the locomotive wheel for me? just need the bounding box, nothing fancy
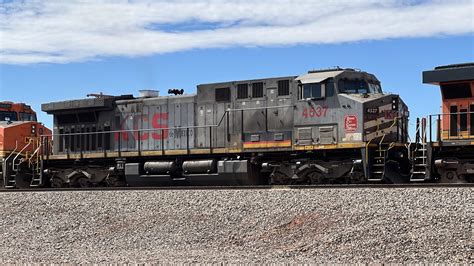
[51,176,67,188]
[271,164,334,185]
[77,177,92,188]
[350,170,366,184]
[270,164,294,184]
[106,175,126,187]
[306,170,327,184]
[71,176,92,188]
[439,171,467,183]
[270,170,290,185]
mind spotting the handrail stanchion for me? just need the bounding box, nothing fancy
[138,129,142,156]
[241,110,244,142]
[161,129,164,155]
[429,115,432,142]
[226,111,230,143]
[415,118,420,144]
[80,130,83,159]
[118,130,122,157]
[67,133,70,160]
[209,126,212,153]
[103,132,106,158]
[437,114,441,142]
[187,127,190,154]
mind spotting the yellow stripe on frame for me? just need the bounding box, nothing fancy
[243,140,292,149]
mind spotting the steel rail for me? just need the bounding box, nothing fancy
[0,183,472,193]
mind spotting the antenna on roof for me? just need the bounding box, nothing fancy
[308,66,348,74]
[87,92,113,98]
[168,89,184,95]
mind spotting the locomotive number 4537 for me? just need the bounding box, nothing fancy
[302,105,328,118]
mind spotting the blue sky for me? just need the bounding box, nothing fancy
[0,0,473,131]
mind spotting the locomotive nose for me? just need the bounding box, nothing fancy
[363,94,409,143]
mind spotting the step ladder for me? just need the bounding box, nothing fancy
[4,161,22,188]
[28,142,43,187]
[3,165,16,188]
[410,117,428,182]
[368,145,387,181]
[2,141,20,189]
[30,170,43,187]
[4,173,16,188]
[410,142,428,181]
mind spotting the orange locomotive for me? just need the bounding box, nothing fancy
[420,63,474,182]
[0,102,51,188]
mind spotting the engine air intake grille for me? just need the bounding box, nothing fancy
[237,84,248,99]
[252,82,264,98]
[278,80,290,96]
[215,87,230,102]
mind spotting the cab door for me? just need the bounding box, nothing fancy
[449,102,470,139]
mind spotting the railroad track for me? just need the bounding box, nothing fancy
[0,183,473,192]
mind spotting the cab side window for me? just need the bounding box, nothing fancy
[299,79,334,100]
[303,83,323,99]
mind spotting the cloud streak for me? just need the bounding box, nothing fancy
[0,0,473,64]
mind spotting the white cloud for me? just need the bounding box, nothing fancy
[0,0,473,64]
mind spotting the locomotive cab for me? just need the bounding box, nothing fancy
[294,69,408,146]
[0,102,37,122]
[292,68,409,182]
[423,63,474,142]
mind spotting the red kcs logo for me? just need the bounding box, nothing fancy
[344,115,358,132]
[115,112,169,141]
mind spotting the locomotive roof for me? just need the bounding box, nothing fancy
[295,70,344,84]
[423,62,474,85]
[198,68,377,87]
[42,95,133,114]
[197,75,297,87]
[115,94,196,104]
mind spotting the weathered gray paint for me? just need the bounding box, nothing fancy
[43,68,408,155]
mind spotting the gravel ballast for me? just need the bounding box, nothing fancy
[0,188,472,263]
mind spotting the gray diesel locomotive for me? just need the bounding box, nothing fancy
[39,68,410,187]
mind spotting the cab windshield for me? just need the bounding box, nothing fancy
[20,112,37,121]
[338,79,382,94]
[0,111,18,122]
